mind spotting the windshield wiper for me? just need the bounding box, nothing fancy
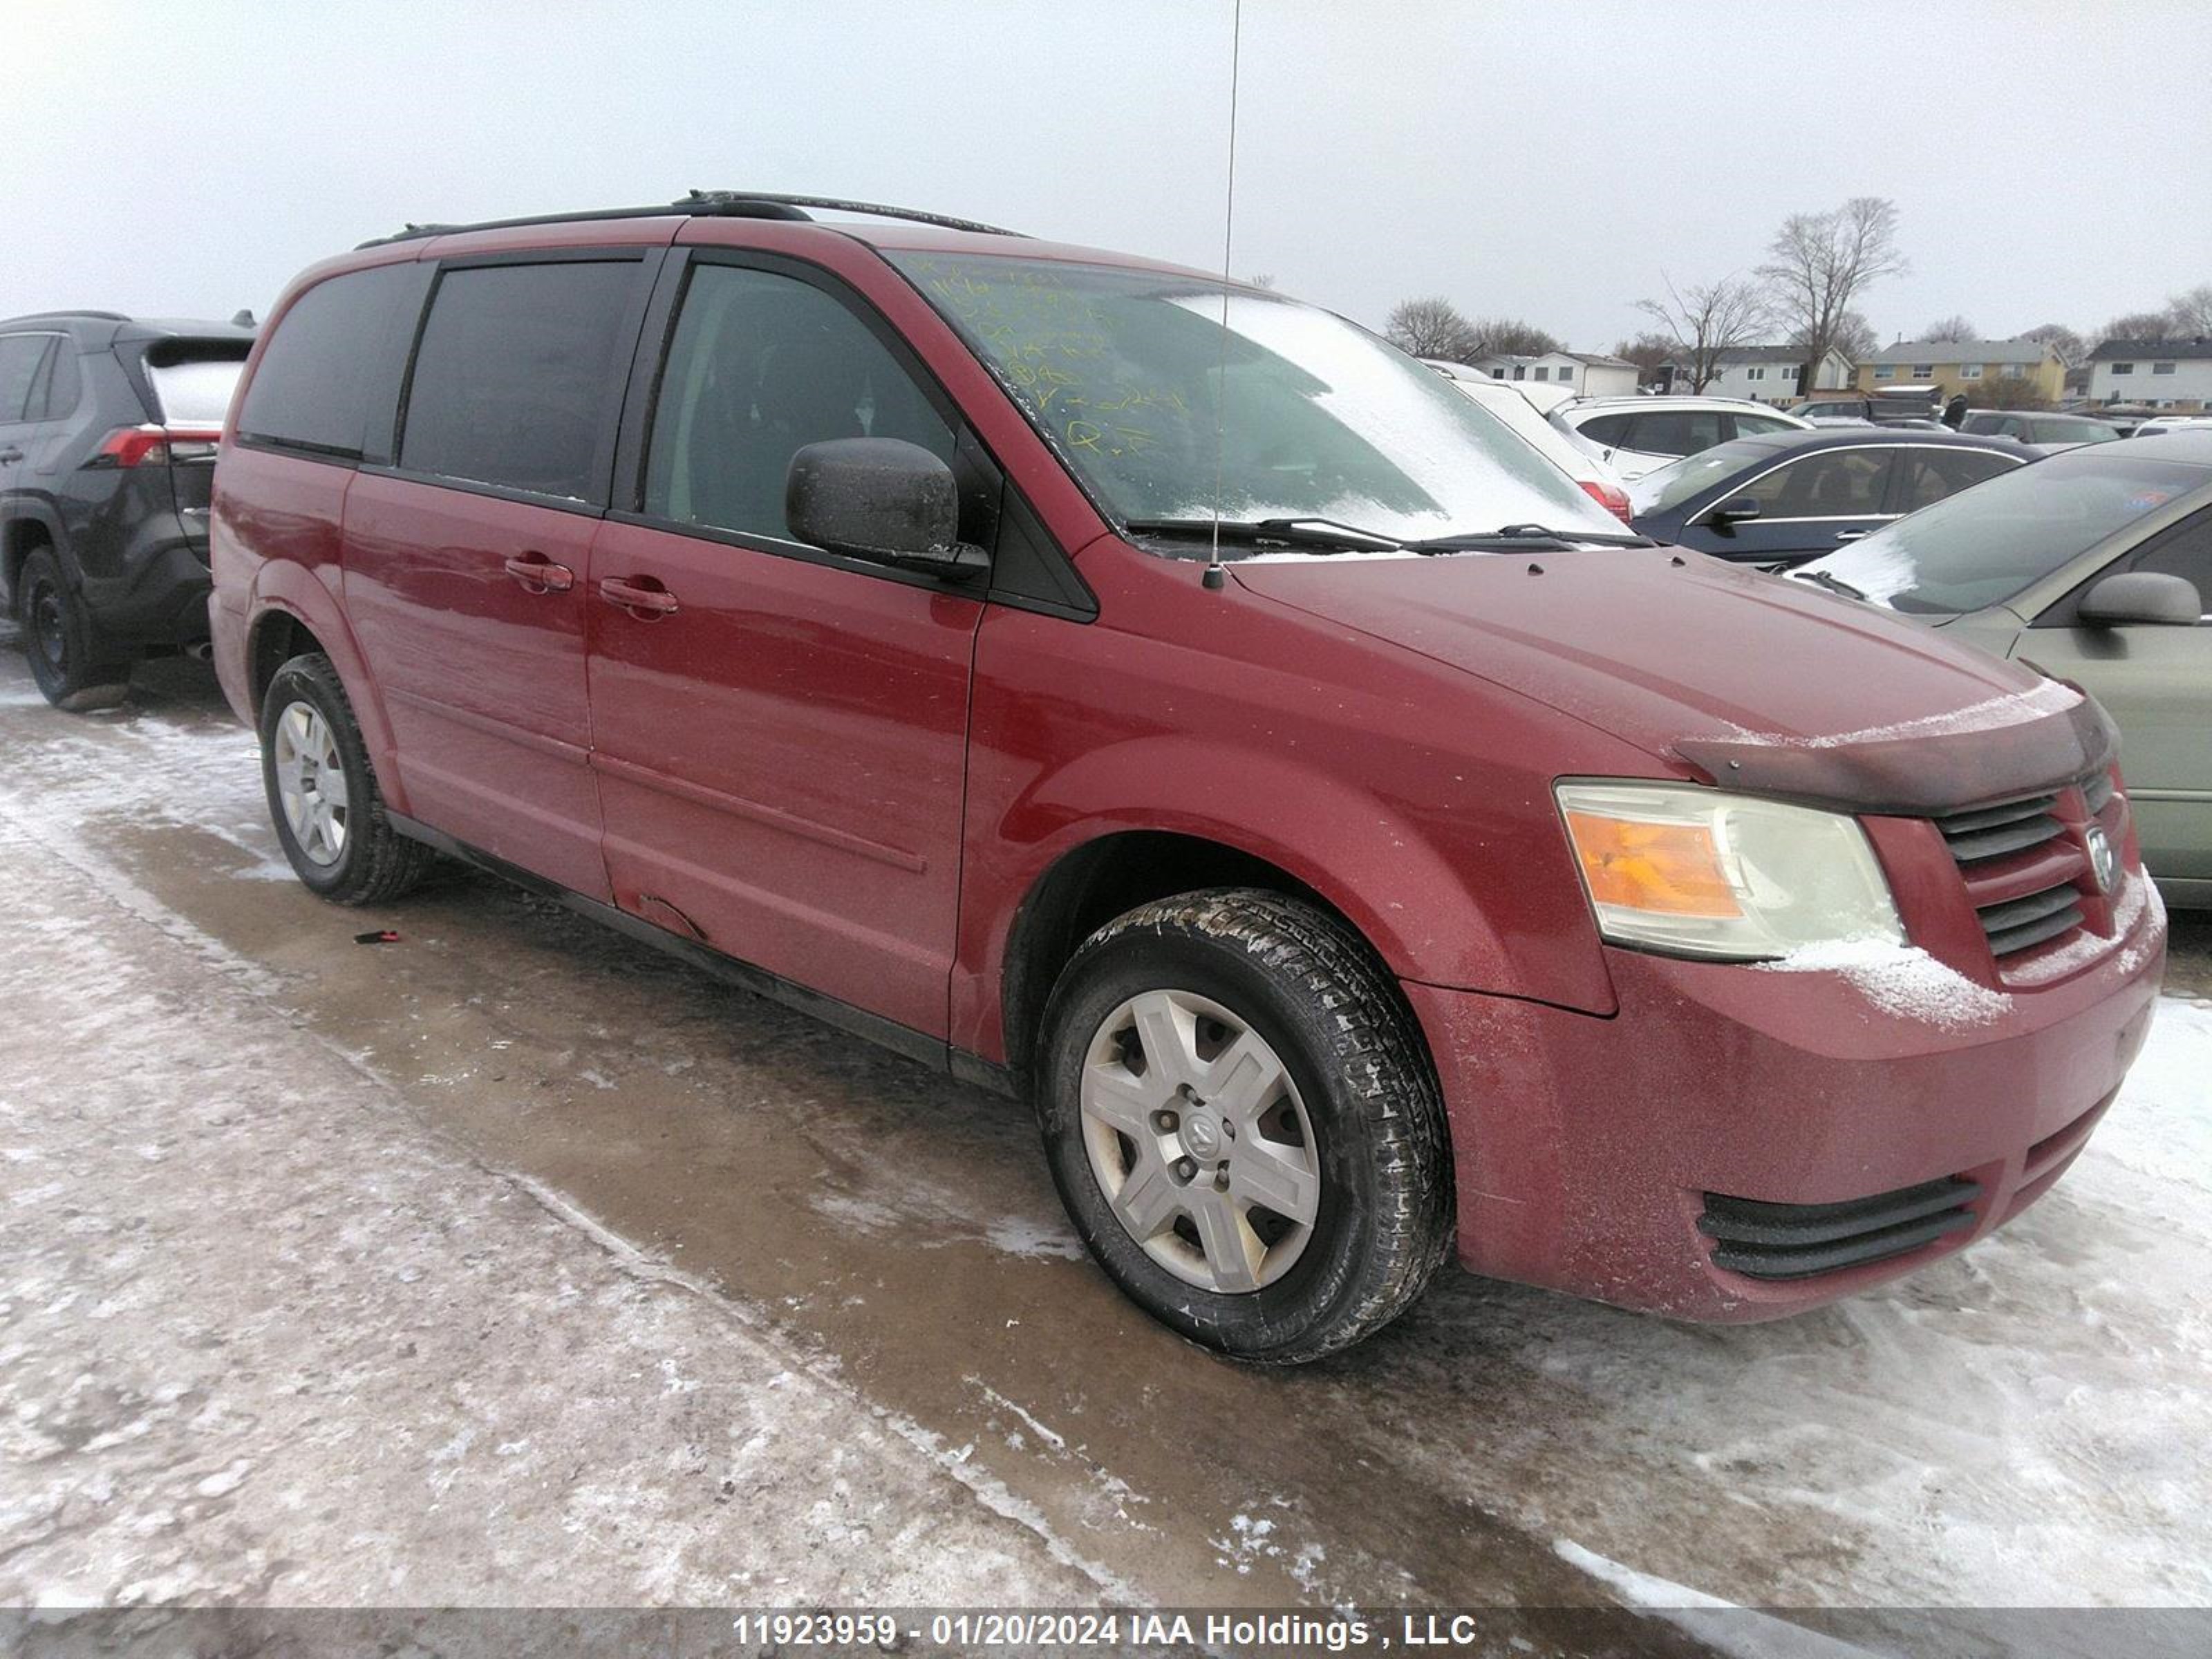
[1121,516,1408,553]
[1405,523,1656,552]
[1790,568,1867,600]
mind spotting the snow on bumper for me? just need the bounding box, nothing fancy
[1406,873,2167,1322]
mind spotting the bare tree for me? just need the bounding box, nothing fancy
[1759,198,1909,397]
[1385,296,1482,360]
[2105,309,2175,342]
[1470,317,1564,357]
[2166,283,2212,335]
[1922,314,1978,342]
[1976,375,2046,410]
[1611,331,1675,371]
[1797,308,1878,367]
[2023,322,2087,365]
[1634,273,1772,392]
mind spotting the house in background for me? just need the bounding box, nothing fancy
[2087,339,2212,410]
[1669,345,1855,404]
[1473,349,1640,398]
[1855,339,2066,404]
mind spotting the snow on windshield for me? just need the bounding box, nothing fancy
[892,252,1617,547]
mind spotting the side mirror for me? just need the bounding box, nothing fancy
[2077,570,2203,627]
[785,438,988,578]
[1706,495,1763,532]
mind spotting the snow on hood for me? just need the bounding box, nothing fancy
[1230,547,2115,810]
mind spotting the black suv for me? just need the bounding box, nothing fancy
[0,312,254,709]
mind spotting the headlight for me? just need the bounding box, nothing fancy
[1555,781,1903,961]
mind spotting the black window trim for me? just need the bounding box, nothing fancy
[606,244,1096,621]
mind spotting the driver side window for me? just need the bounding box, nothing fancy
[1737,449,1896,518]
[644,264,955,543]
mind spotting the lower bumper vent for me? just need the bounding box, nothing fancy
[1698,1176,1980,1280]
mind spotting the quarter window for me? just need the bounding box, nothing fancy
[0,334,55,422]
[2131,514,2212,608]
[401,261,637,500]
[643,263,955,543]
[239,263,418,458]
[1577,412,1635,447]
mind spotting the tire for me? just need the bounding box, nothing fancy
[18,549,134,711]
[259,652,433,905]
[1035,888,1453,1364]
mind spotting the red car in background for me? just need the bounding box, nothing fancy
[208,194,2165,1362]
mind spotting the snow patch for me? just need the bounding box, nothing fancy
[1557,1540,1878,1658]
[1754,938,2012,1027]
[1712,677,2081,751]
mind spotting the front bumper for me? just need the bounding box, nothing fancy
[1405,871,2166,1321]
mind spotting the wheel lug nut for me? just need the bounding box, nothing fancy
[1175,1157,1197,1181]
[1154,1110,1179,1132]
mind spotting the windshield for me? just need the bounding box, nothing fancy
[886,251,1617,547]
[147,355,247,425]
[1794,452,2211,615]
[1631,440,1769,515]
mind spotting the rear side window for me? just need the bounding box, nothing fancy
[1577,412,1634,446]
[0,334,54,421]
[1895,448,2016,514]
[32,341,79,420]
[239,264,415,458]
[400,261,637,502]
[1631,410,1727,456]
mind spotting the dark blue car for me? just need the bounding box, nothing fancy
[1629,428,2030,568]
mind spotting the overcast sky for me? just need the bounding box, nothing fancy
[9,0,2210,350]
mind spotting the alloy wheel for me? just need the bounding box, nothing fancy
[272,700,350,867]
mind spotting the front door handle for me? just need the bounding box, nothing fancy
[503,553,575,592]
[0,448,23,465]
[1833,529,1870,542]
[599,576,679,617]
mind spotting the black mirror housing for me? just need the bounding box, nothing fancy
[1707,495,1763,532]
[2078,570,2204,627]
[785,438,988,578]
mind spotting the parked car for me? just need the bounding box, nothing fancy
[1793,429,2212,907]
[212,194,2164,1361]
[2133,415,2212,439]
[1792,391,1944,428]
[1550,394,1808,480]
[1959,410,2123,450]
[0,311,254,708]
[1630,428,2029,568]
[1424,359,1631,521]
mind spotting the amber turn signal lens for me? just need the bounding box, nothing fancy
[1563,810,1743,919]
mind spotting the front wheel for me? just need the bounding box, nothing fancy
[259,652,433,905]
[18,549,133,711]
[1035,888,1454,1364]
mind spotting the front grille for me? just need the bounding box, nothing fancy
[1700,1177,1981,1280]
[1931,780,2107,962]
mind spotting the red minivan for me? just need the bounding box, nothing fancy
[209,194,2166,1362]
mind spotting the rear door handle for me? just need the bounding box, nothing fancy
[1833,529,1869,542]
[0,448,24,464]
[503,553,575,592]
[599,576,679,617]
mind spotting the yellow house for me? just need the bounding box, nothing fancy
[1855,339,2067,404]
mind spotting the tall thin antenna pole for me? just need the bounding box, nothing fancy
[1203,0,1244,592]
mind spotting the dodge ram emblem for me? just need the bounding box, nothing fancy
[2085,824,2117,894]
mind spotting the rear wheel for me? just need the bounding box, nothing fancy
[1036,888,1453,1364]
[18,550,133,711]
[259,653,433,904]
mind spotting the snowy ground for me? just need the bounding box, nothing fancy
[1,639,2209,1652]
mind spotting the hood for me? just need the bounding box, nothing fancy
[1232,547,2116,814]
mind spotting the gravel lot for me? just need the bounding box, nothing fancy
[2,637,2208,1653]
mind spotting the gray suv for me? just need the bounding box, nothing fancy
[0,311,253,708]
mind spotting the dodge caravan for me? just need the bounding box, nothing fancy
[209,194,2166,1362]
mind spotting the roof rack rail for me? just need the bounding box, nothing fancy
[357,191,1026,250]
